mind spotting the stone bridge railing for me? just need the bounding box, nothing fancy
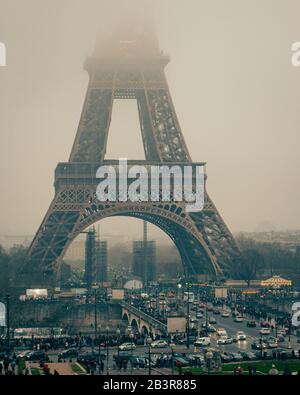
[120,301,167,334]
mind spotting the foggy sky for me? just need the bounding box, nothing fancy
[0,0,300,240]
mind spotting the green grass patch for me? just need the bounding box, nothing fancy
[30,367,42,375]
[181,360,300,375]
[70,362,86,374]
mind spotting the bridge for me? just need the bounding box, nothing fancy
[120,301,167,337]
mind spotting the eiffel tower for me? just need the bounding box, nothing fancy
[21,25,240,287]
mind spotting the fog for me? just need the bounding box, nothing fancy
[0,0,299,240]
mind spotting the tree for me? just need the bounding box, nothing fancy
[237,249,264,286]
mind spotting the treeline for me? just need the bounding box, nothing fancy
[0,244,27,293]
[232,235,300,285]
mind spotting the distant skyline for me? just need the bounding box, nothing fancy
[1,0,300,238]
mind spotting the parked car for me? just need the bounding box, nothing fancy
[151,340,168,349]
[260,321,271,328]
[229,352,243,362]
[58,348,79,360]
[209,317,217,324]
[196,312,203,319]
[25,351,49,362]
[220,353,232,363]
[239,351,257,361]
[119,342,136,351]
[213,308,221,315]
[247,320,257,328]
[174,357,190,367]
[77,352,104,364]
[194,337,211,347]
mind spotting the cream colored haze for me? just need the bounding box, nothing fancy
[0,0,299,241]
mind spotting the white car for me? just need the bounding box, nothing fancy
[196,312,203,319]
[119,342,136,351]
[234,316,244,323]
[260,327,271,335]
[216,328,227,337]
[221,311,230,317]
[194,337,211,347]
[236,331,247,341]
[217,336,233,345]
[150,340,168,349]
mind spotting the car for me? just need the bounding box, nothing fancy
[236,331,247,341]
[260,321,270,328]
[217,336,233,345]
[234,316,244,323]
[77,352,104,363]
[216,328,227,337]
[229,352,243,362]
[213,308,221,315]
[251,341,267,350]
[151,340,168,349]
[276,335,285,343]
[194,337,211,347]
[58,348,78,360]
[240,351,257,361]
[260,327,271,335]
[174,357,190,367]
[209,317,217,324]
[119,342,136,351]
[17,350,32,360]
[187,354,204,366]
[26,351,49,362]
[247,320,257,328]
[265,337,278,349]
[255,350,273,360]
[221,311,230,318]
[196,312,203,319]
[220,353,232,363]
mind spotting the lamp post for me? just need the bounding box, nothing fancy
[5,294,10,353]
[116,327,121,374]
[288,316,292,349]
[186,282,191,349]
[106,326,109,375]
[93,288,98,353]
[98,325,102,374]
[171,343,175,375]
[130,332,134,375]
[147,336,152,375]
[205,350,213,375]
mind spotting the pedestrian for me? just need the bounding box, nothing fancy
[233,366,237,375]
[252,366,257,375]
[248,365,252,375]
[237,366,243,375]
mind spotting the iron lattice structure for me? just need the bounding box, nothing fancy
[22,27,240,287]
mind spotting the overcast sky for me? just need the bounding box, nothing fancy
[0,0,299,241]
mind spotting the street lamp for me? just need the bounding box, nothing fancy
[170,343,175,375]
[186,282,191,349]
[205,350,213,375]
[5,294,10,353]
[98,324,102,374]
[147,336,152,375]
[106,326,109,375]
[130,332,134,375]
[116,327,121,374]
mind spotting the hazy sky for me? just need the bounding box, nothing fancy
[0,0,300,240]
